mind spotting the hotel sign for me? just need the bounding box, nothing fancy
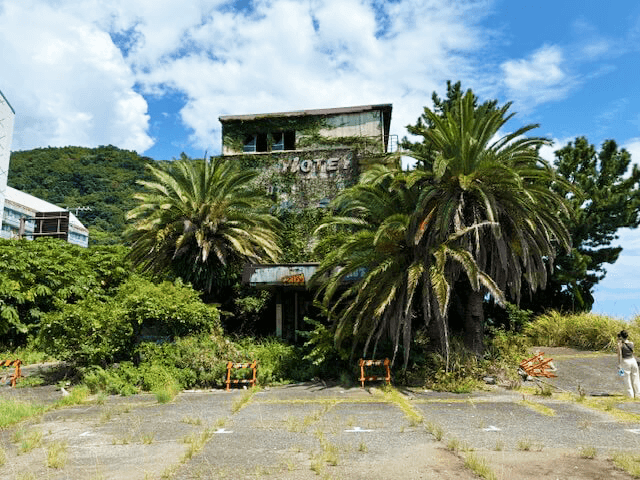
[280,154,353,175]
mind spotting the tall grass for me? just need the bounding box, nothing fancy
[0,400,46,428]
[523,311,638,350]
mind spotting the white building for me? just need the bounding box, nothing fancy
[0,88,89,247]
[1,186,89,247]
[0,89,15,229]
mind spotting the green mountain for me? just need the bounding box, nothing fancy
[7,145,156,245]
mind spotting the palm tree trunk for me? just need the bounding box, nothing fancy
[463,289,484,357]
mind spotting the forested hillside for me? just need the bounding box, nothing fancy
[8,145,157,244]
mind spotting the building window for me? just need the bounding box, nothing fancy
[243,134,257,153]
[243,131,295,153]
[271,131,295,151]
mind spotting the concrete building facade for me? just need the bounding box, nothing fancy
[225,104,395,340]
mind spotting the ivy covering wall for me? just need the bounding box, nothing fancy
[226,148,358,209]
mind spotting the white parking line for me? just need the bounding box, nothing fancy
[483,425,501,432]
[345,427,373,432]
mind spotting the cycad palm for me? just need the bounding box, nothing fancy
[409,90,570,353]
[313,89,570,364]
[126,156,281,293]
[312,165,498,367]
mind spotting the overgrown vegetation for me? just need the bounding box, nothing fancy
[523,311,636,350]
[8,145,154,245]
[3,82,639,397]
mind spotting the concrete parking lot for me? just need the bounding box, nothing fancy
[1,348,640,479]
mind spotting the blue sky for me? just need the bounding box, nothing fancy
[1,0,639,318]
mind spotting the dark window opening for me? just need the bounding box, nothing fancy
[284,131,295,150]
[243,131,295,153]
[256,133,268,152]
[243,134,256,153]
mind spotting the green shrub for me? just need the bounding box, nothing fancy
[484,326,531,364]
[83,364,140,396]
[0,345,54,365]
[234,337,309,385]
[118,277,221,339]
[38,295,131,366]
[136,333,234,388]
[298,316,351,379]
[425,338,485,393]
[38,276,221,366]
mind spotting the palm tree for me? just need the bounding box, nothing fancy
[312,165,501,368]
[126,155,281,294]
[313,88,571,365]
[408,90,571,354]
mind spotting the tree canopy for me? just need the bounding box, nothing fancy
[126,155,282,296]
[521,137,640,313]
[313,88,571,364]
[0,238,131,345]
[8,145,154,244]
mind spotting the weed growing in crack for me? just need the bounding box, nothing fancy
[579,446,597,459]
[46,441,68,468]
[464,452,497,480]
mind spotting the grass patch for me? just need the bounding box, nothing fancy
[516,437,544,451]
[0,446,6,466]
[13,429,43,454]
[154,381,180,404]
[46,441,68,468]
[309,429,339,474]
[578,396,640,422]
[181,416,203,426]
[464,452,497,480]
[425,422,444,441]
[523,311,630,350]
[611,451,640,477]
[231,387,259,413]
[0,400,46,428]
[56,385,90,407]
[182,428,214,461]
[579,446,597,459]
[377,386,424,426]
[518,397,555,416]
[15,375,45,388]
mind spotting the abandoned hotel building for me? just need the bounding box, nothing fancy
[225,104,397,340]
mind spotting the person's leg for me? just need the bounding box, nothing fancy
[622,358,636,398]
[629,360,640,399]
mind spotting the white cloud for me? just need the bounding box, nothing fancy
[624,138,640,167]
[0,1,153,152]
[129,0,494,152]
[538,136,574,164]
[1,0,497,155]
[501,45,576,109]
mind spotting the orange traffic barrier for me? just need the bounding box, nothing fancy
[1,359,23,387]
[225,360,258,391]
[519,352,557,378]
[358,358,391,388]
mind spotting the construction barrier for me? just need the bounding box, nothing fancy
[1,359,23,387]
[225,360,258,391]
[519,352,557,378]
[358,358,391,388]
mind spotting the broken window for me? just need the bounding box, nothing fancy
[243,131,295,153]
[272,131,295,151]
